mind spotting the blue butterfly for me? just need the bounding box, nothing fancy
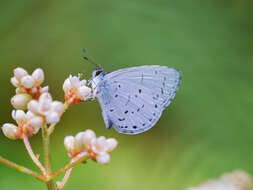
[90,65,181,135]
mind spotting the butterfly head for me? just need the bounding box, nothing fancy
[92,68,105,79]
[91,68,105,95]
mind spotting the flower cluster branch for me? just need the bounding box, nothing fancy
[0,67,118,190]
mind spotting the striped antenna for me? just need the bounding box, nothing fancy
[82,48,102,68]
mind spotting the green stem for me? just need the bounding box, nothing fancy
[42,125,55,190]
[0,156,46,182]
[51,152,89,179]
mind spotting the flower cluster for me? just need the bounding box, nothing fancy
[11,67,48,109]
[2,67,65,140]
[187,170,251,190]
[28,93,64,124]
[64,129,118,164]
[2,110,43,139]
[63,75,92,106]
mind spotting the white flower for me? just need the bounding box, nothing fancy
[64,130,96,157]
[2,110,43,140]
[90,135,117,164]
[63,75,92,106]
[187,170,251,190]
[90,137,118,155]
[63,130,117,164]
[28,92,64,124]
[11,93,32,110]
[11,67,47,99]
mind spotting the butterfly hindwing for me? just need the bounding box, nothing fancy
[96,65,181,134]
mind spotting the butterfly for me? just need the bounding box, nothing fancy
[90,65,181,135]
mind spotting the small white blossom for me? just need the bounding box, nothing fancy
[28,92,64,124]
[64,129,117,164]
[187,170,251,190]
[11,67,47,99]
[11,93,32,110]
[63,75,92,106]
[2,110,43,140]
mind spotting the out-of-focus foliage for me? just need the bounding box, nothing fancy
[0,0,253,190]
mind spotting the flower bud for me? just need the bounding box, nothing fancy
[11,93,32,110]
[64,136,75,152]
[106,138,118,152]
[14,67,28,80]
[2,123,18,140]
[15,87,26,94]
[32,68,44,84]
[27,100,39,113]
[62,78,71,91]
[78,86,92,100]
[21,75,35,88]
[29,116,43,128]
[51,101,64,113]
[96,153,110,164]
[74,130,96,151]
[46,112,60,123]
[12,110,26,123]
[10,77,19,87]
[41,86,49,93]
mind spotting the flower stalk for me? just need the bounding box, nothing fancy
[23,135,46,175]
[42,125,55,190]
[0,156,46,182]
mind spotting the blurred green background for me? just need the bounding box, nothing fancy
[0,0,253,189]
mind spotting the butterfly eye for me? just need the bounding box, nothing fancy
[95,70,103,76]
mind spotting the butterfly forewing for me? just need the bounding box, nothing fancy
[97,65,181,134]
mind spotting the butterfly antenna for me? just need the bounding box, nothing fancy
[82,48,102,68]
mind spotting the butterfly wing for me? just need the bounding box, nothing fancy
[96,65,181,134]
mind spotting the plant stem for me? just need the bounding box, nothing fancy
[51,152,89,179]
[23,135,46,175]
[42,125,55,190]
[0,156,46,182]
[56,168,73,190]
